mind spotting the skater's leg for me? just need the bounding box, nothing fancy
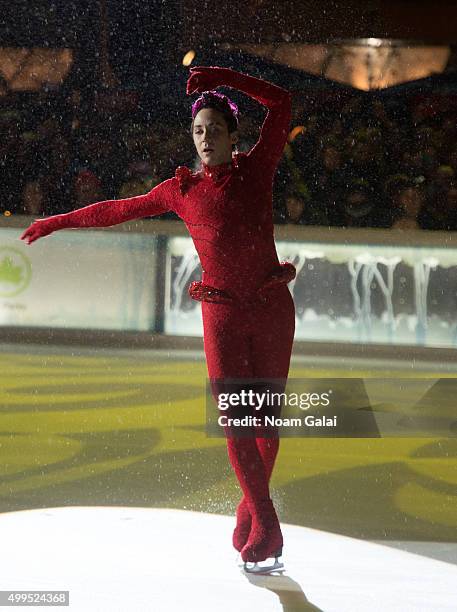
[240,286,295,562]
[201,289,295,563]
[201,301,271,554]
[251,283,295,454]
[223,430,283,563]
[234,434,279,551]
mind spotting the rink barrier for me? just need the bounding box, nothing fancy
[2,215,457,358]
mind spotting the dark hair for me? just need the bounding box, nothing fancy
[346,177,376,197]
[384,174,415,200]
[190,90,239,135]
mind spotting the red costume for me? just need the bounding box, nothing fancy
[21,66,296,566]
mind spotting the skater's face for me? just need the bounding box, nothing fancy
[192,108,238,166]
[286,196,305,223]
[397,187,424,218]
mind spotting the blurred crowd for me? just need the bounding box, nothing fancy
[1,91,457,231]
[274,96,457,230]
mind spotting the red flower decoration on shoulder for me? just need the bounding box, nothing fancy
[175,165,193,195]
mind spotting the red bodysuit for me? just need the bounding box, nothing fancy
[21,67,296,565]
[27,67,296,387]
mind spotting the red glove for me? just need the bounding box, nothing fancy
[186,65,228,94]
[187,65,291,109]
[20,218,60,245]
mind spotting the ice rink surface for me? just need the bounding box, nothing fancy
[1,506,456,612]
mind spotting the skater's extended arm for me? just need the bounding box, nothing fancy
[20,178,174,245]
[187,66,292,175]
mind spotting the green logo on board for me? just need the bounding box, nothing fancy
[0,248,32,297]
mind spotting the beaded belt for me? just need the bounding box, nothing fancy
[188,262,296,305]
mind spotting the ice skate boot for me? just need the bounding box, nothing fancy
[240,498,284,574]
[233,497,251,552]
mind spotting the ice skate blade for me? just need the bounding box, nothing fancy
[240,558,285,575]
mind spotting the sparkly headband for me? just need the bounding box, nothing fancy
[191,90,239,124]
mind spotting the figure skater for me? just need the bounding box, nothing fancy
[20,65,296,573]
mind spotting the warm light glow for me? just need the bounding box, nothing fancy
[366,38,383,47]
[182,50,196,66]
[0,48,73,91]
[235,42,451,91]
[289,125,305,142]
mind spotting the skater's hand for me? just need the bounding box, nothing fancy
[186,65,227,94]
[19,218,56,245]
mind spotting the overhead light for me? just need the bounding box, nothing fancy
[182,50,195,67]
[236,41,450,90]
[0,48,73,92]
[366,38,383,47]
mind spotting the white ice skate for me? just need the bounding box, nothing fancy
[239,548,285,575]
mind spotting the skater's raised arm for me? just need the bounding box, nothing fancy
[187,65,292,176]
[20,178,175,245]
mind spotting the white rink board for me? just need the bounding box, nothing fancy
[0,228,159,331]
[165,235,457,348]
